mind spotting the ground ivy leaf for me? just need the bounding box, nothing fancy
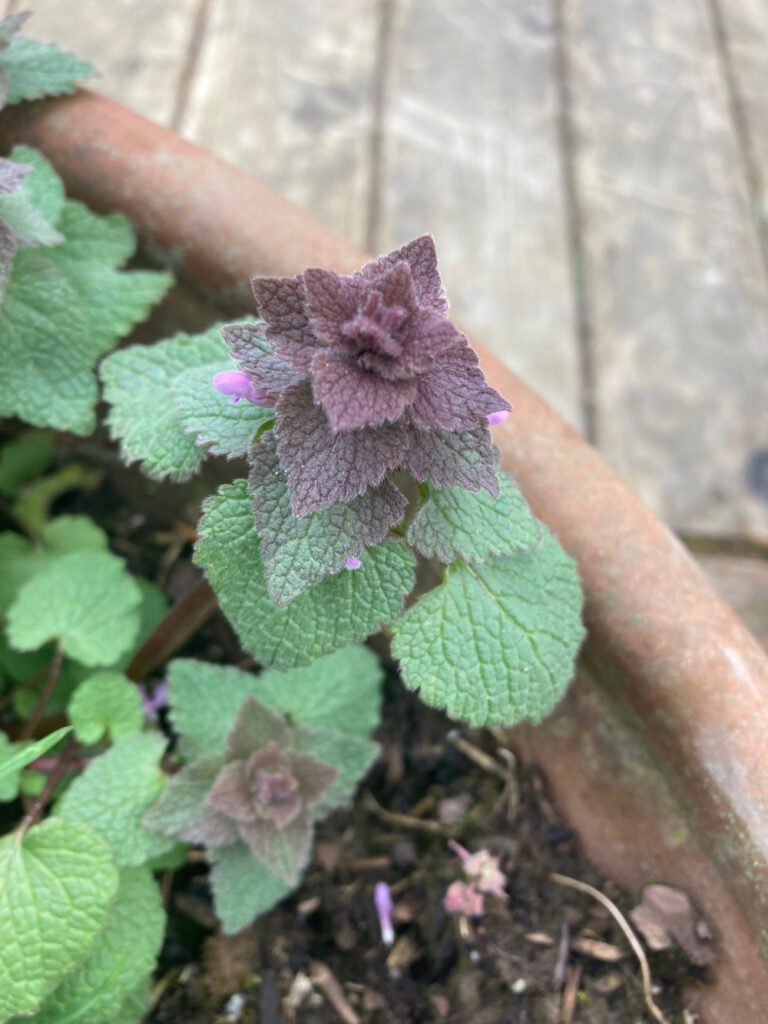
[293,726,378,816]
[111,976,152,1024]
[169,646,382,761]
[68,671,144,744]
[391,530,585,726]
[195,481,416,669]
[5,550,142,666]
[250,432,407,604]
[7,146,64,226]
[56,733,174,868]
[32,866,164,1024]
[0,818,118,1023]
[173,359,272,459]
[408,472,541,563]
[209,842,293,935]
[0,35,96,105]
[101,325,228,481]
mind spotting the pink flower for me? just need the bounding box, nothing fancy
[345,556,362,569]
[212,370,273,406]
[444,880,484,917]
[486,410,510,426]
[448,840,506,898]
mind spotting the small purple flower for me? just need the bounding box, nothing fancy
[486,410,510,426]
[345,556,362,570]
[138,680,169,722]
[374,881,395,945]
[212,370,273,407]
[444,880,484,917]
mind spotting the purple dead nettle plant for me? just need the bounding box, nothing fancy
[218,235,510,528]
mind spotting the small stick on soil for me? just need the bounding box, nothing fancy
[553,920,570,989]
[447,730,508,780]
[550,872,670,1024]
[308,960,360,1024]
[364,792,451,835]
[561,962,582,1024]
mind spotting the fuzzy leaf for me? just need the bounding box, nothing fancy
[68,671,144,744]
[195,480,416,669]
[408,472,541,563]
[250,431,406,603]
[210,842,293,934]
[6,550,142,666]
[173,359,273,459]
[391,530,585,726]
[57,733,174,867]
[0,34,96,105]
[33,866,164,1024]
[112,977,152,1024]
[7,147,64,225]
[293,726,378,816]
[0,193,171,434]
[141,756,238,848]
[0,430,54,497]
[168,646,381,762]
[101,325,228,481]
[0,818,118,1023]
[404,424,499,495]
[0,187,62,246]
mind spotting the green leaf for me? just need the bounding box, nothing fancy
[0,429,54,497]
[7,146,65,226]
[33,866,164,1024]
[173,359,272,459]
[68,672,143,744]
[391,529,585,726]
[293,726,378,816]
[0,188,62,247]
[0,726,71,801]
[0,35,96,105]
[209,842,293,935]
[408,472,542,563]
[0,634,53,683]
[169,646,382,761]
[195,480,416,669]
[141,755,222,843]
[111,977,152,1024]
[249,432,407,604]
[12,463,99,535]
[0,515,109,614]
[101,325,229,481]
[0,818,118,1023]
[56,733,174,868]
[0,195,171,435]
[6,551,142,666]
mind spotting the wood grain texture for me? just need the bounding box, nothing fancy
[377,0,583,430]
[15,0,201,127]
[179,0,379,248]
[567,0,768,536]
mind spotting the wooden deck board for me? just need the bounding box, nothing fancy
[566,0,768,536]
[377,0,583,430]
[180,0,379,249]
[17,0,200,127]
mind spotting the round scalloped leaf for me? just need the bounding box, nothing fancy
[391,529,585,726]
[0,817,118,1022]
[33,866,164,1024]
[68,671,144,744]
[194,480,416,669]
[6,550,142,666]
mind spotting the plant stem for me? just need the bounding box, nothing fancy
[19,645,64,741]
[19,736,79,834]
[126,578,218,681]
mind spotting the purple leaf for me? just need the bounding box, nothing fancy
[360,235,448,316]
[251,275,318,372]
[404,424,500,496]
[409,346,511,432]
[311,351,416,431]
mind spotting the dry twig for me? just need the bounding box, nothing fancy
[308,960,360,1024]
[550,872,670,1024]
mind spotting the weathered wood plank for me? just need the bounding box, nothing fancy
[715,0,768,220]
[567,0,768,536]
[377,0,583,429]
[16,0,200,127]
[181,0,379,248]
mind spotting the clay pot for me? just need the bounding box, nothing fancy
[3,92,767,1023]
